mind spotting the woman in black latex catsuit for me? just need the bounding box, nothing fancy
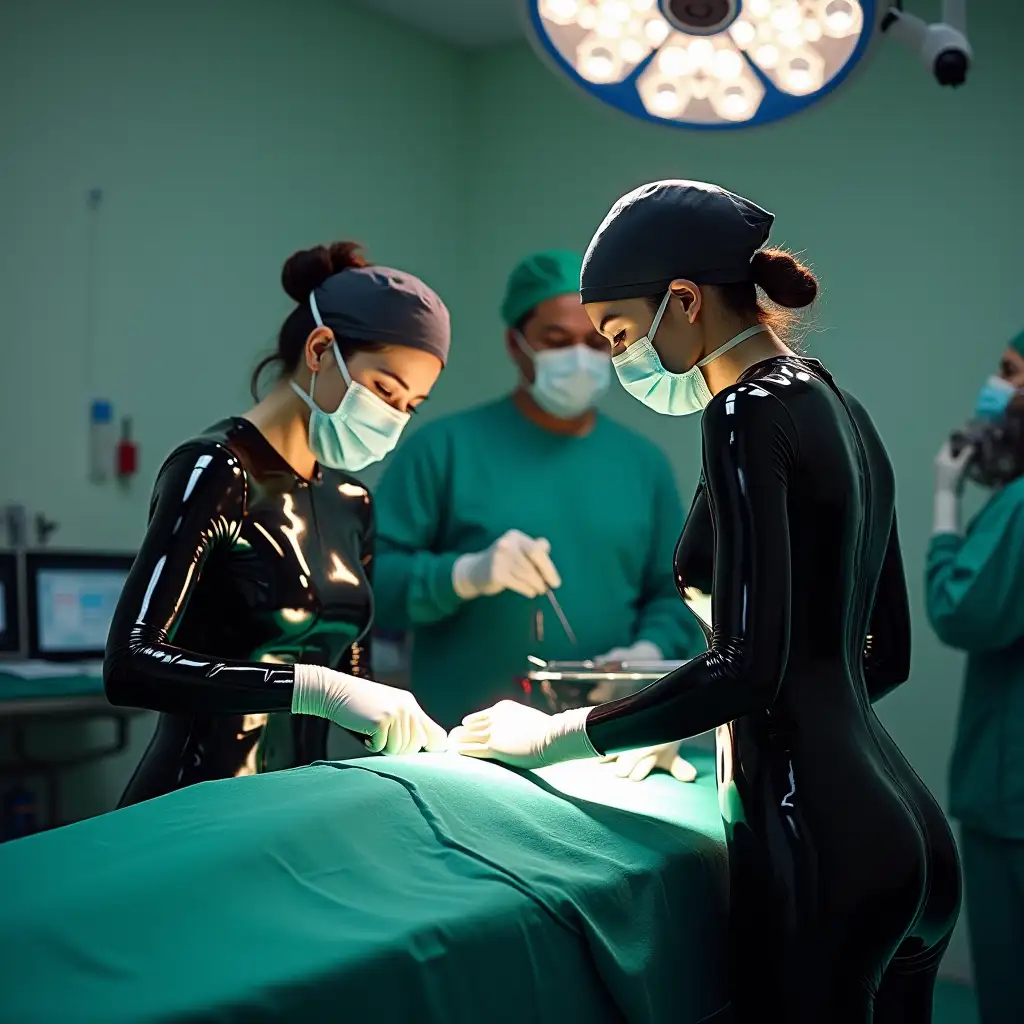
[451,181,962,1023]
[107,242,451,805]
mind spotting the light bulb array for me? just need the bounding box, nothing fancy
[537,0,866,125]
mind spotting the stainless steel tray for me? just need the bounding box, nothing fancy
[524,657,687,682]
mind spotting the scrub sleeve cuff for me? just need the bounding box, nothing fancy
[414,551,466,621]
[927,532,962,562]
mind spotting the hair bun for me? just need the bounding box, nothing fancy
[750,248,818,309]
[280,240,370,303]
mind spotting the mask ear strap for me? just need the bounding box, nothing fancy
[309,290,354,389]
[333,341,353,386]
[309,290,325,329]
[290,378,317,412]
[306,290,325,404]
[648,289,673,342]
[511,331,541,394]
[696,323,767,368]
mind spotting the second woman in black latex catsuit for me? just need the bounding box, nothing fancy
[106,242,451,805]
[451,181,962,1023]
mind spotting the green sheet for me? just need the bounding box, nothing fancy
[0,748,729,1024]
[0,670,104,701]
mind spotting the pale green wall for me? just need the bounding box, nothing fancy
[3,0,1021,982]
[0,0,469,545]
[460,3,1021,981]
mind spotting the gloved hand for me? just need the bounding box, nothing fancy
[933,441,974,536]
[450,700,597,769]
[600,740,697,783]
[452,530,561,601]
[588,640,663,703]
[934,441,974,495]
[292,664,447,755]
[594,639,663,666]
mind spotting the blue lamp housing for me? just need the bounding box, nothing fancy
[525,0,882,130]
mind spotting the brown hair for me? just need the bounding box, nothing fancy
[719,248,818,335]
[250,241,384,399]
[646,247,818,337]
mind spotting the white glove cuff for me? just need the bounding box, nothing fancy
[932,490,961,537]
[547,706,599,764]
[292,663,327,718]
[452,553,480,600]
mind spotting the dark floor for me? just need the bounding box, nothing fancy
[934,980,979,1024]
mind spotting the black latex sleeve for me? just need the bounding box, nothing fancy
[587,388,797,755]
[104,443,296,714]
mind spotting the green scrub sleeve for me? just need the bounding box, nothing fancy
[634,454,707,659]
[926,489,1024,653]
[373,429,465,630]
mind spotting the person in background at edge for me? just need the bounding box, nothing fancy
[372,250,706,780]
[105,242,450,806]
[451,181,961,1023]
[927,330,1024,1024]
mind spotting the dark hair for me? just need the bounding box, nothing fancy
[646,248,818,337]
[250,240,384,399]
[513,310,534,333]
[719,248,818,335]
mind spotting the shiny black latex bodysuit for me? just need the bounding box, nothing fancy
[587,357,961,1023]
[105,417,374,806]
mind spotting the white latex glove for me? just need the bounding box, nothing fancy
[450,700,597,769]
[600,740,697,783]
[934,441,974,494]
[292,664,447,756]
[452,530,561,601]
[933,442,974,536]
[588,640,663,703]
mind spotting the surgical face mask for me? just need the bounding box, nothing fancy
[514,333,611,418]
[974,375,1015,422]
[290,340,409,472]
[611,289,767,417]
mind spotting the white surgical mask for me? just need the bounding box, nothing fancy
[612,289,766,417]
[515,332,611,418]
[290,294,410,471]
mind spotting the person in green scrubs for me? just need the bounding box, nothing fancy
[373,250,705,751]
[926,329,1024,1024]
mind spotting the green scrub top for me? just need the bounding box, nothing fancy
[926,475,1024,840]
[373,396,706,729]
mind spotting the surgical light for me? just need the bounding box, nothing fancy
[525,1,972,130]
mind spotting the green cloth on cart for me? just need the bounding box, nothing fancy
[0,670,104,701]
[0,748,728,1024]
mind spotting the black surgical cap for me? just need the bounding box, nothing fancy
[313,266,451,366]
[580,180,774,305]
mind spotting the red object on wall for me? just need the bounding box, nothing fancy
[117,417,138,479]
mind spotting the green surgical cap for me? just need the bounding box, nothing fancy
[500,250,583,327]
[1010,328,1024,358]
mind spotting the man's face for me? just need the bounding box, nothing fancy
[998,348,1024,389]
[509,293,607,383]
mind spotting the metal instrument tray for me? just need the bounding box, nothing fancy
[525,658,686,682]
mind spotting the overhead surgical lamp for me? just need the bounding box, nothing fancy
[525,1,972,130]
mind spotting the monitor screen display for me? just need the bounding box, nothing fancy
[35,568,128,655]
[0,553,20,655]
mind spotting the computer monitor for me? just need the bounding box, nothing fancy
[26,552,135,661]
[0,551,24,658]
